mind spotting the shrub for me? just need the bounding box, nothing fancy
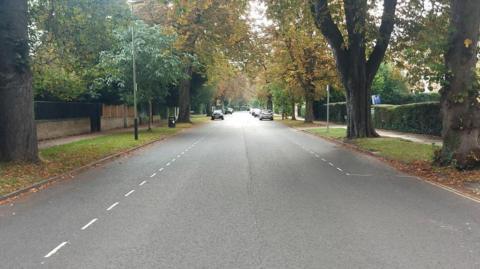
[373,102,441,136]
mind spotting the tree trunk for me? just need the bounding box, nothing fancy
[0,0,38,162]
[304,86,315,123]
[438,0,480,168]
[148,100,152,131]
[206,101,212,116]
[291,101,296,120]
[344,51,377,138]
[177,66,192,123]
[267,94,273,110]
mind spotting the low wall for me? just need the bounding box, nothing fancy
[36,118,91,140]
[101,116,162,131]
[101,117,134,131]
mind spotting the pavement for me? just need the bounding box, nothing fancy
[296,118,443,145]
[1,112,479,268]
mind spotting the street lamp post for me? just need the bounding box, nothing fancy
[326,85,330,133]
[127,0,144,140]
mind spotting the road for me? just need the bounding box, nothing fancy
[1,112,479,268]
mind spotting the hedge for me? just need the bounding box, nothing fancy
[314,101,442,136]
[316,102,347,123]
[373,102,441,136]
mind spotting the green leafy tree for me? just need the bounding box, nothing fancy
[99,21,187,126]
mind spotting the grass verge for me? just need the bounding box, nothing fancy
[0,116,209,197]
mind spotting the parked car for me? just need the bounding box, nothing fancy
[211,110,224,120]
[227,108,234,114]
[259,110,274,121]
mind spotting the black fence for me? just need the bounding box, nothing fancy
[34,101,102,132]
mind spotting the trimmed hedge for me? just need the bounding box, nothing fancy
[316,102,347,123]
[373,102,441,136]
[315,101,442,136]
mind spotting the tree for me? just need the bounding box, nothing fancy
[99,21,186,127]
[29,0,130,102]
[371,63,409,104]
[437,0,480,168]
[265,0,337,123]
[310,0,397,138]
[152,0,251,123]
[0,0,38,162]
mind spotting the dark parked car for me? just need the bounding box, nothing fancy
[259,110,274,121]
[211,109,224,120]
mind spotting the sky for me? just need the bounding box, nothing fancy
[247,0,272,33]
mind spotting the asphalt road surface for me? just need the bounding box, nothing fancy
[1,112,480,268]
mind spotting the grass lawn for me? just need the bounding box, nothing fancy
[275,117,322,128]
[0,116,209,197]
[307,127,346,139]
[352,138,438,163]
[305,127,438,164]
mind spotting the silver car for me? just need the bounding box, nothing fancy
[259,110,274,121]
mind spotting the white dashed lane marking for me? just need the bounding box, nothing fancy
[44,241,68,258]
[159,168,164,172]
[139,180,147,186]
[166,162,171,166]
[150,173,156,178]
[106,202,119,211]
[124,190,135,197]
[81,218,98,230]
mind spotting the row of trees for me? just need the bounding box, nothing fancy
[255,0,479,168]
[0,0,254,162]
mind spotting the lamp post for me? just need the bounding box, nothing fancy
[127,0,144,140]
[326,85,330,133]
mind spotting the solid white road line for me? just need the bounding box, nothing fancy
[81,218,98,230]
[44,241,68,258]
[150,173,156,178]
[139,180,147,186]
[107,202,119,211]
[124,190,135,197]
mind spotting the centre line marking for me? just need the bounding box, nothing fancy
[150,173,156,178]
[159,168,164,172]
[44,241,68,258]
[125,190,135,197]
[139,180,147,186]
[81,218,98,230]
[166,162,171,166]
[107,202,119,211]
